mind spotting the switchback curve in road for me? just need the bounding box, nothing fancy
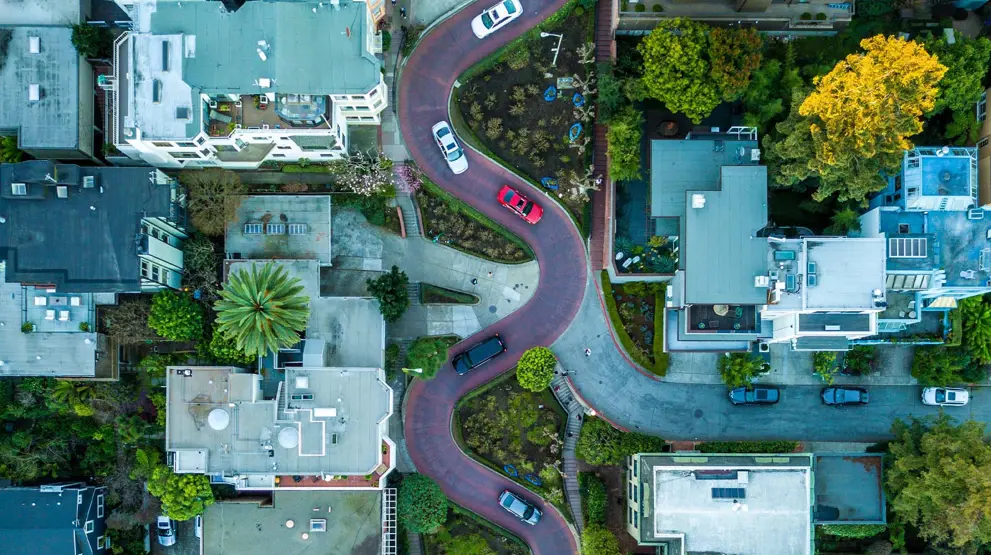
[398,1,585,554]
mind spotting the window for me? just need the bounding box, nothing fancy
[632,511,638,527]
[141,261,150,279]
[278,145,293,150]
[628,483,633,497]
[244,223,263,234]
[85,520,94,534]
[978,91,987,122]
[152,141,173,148]
[266,223,285,234]
[980,137,990,149]
[11,182,27,196]
[97,537,105,550]
[272,153,286,158]
[176,142,197,148]
[633,486,638,503]
[628,507,633,524]
[97,494,105,518]
[633,462,637,477]
[288,223,308,235]
[889,237,928,258]
[369,87,380,98]
[151,266,160,282]
[152,80,163,103]
[168,152,201,159]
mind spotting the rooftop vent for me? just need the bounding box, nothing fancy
[56,186,68,199]
[152,80,163,104]
[691,193,706,209]
[175,106,190,120]
[11,183,27,196]
[161,40,171,71]
[28,84,40,102]
[82,176,95,189]
[257,78,272,88]
[28,36,40,54]
[208,408,230,431]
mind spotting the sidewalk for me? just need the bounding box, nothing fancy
[327,209,539,340]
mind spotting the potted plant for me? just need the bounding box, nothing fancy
[21,322,34,333]
[800,12,813,20]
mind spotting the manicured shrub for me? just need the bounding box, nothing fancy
[397,474,448,533]
[634,3,646,11]
[516,346,557,391]
[148,290,204,341]
[819,524,887,539]
[576,417,665,465]
[697,440,799,454]
[579,472,608,525]
[406,336,451,379]
[582,525,621,555]
[366,266,410,323]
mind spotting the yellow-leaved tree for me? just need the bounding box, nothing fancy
[797,35,947,203]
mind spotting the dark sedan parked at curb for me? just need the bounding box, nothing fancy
[452,334,506,375]
[821,386,869,406]
[729,386,780,405]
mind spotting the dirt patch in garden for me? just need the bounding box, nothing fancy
[417,185,532,263]
[455,5,593,225]
[424,508,527,555]
[609,283,658,364]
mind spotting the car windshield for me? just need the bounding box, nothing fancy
[936,389,947,402]
[481,12,495,28]
[521,202,534,215]
[446,147,462,162]
[503,0,517,13]
[522,505,534,519]
[436,126,450,139]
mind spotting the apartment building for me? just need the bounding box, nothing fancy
[108,0,387,169]
[0,483,110,555]
[615,0,855,36]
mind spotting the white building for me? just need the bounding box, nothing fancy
[108,0,387,169]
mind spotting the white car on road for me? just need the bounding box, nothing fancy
[431,121,468,174]
[471,0,523,39]
[922,387,969,406]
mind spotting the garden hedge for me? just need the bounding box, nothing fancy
[578,472,607,525]
[818,524,887,539]
[697,440,799,454]
[601,270,668,376]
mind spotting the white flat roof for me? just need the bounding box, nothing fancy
[803,237,886,310]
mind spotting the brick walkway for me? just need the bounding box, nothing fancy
[589,0,616,271]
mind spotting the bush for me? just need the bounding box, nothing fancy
[70,24,113,59]
[818,524,887,539]
[576,417,665,465]
[698,440,799,453]
[842,346,875,376]
[911,346,977,386]
[148,290,204,341]
[400,24,425,57]
[147,466,214,521]
[366,266,410,323]
[815,12,827,20]
[718,352,767,388]
[596,64,625,122]
[582,525,621,555]
[137,353,184,379]
[397,474,448,533]
[652,3,663,11]
[606,106,643,182]
[503,45,531,70]
[21,322,33,333]
[382,30,392,52]
[202,329,257,366]
[813,351,838,384]
[516,346,557,391]
[579,473,608,525]
[634,3,645,11]
[407,336,451,379]
[800,11,812,19]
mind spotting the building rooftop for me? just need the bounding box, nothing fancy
[813,454,885,524]
[637,454,812,555]
[226,195,332,264]
[203,490,381,555]
[684,166,768,305]
[166,366,391,478]
[803,238,885,310]
[0,0,83,25]
[0,484,106,555]
[0,161,177,293]
[126,0,380,140]
[650,138,760,219]
[0,27,81,152]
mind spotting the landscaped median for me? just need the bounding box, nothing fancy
[419,283,480,305]
[600,270,668,377]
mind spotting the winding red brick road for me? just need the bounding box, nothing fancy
[399,1,585,552]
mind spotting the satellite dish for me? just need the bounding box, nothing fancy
[208,408,230,431]
[278,427,300,449]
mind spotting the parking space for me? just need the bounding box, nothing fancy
[151,519,199,555]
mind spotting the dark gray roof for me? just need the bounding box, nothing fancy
[793,336,851,351]
[0,161,173,292]
[0,26,80,151]
[0,484,107,555]
[798,313,872,333]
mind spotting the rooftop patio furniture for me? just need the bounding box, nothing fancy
[70,296,82,306]
[33,296,47,306]
[58,310,70,322]
[45,310,55,320]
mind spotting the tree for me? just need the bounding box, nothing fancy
[337,151,393,196]
[366,266,410,323]
[638,19,721,123]
[146,466,214,521]
[103,297,162,345]
[576,417,665,465]
[918,32,991,115]
[742,53,803,130]
[824,206,862,236]
[214,262,310,357]
[581,525,621,555]
[842,345,876,376]
[70,24,113,59]
[406,337,450,379]
[182,235,220,302]
[137,353,184,379]
[911,346,972,386]
[606,106,643,182]
[596,63,626,122]
[580,473,608,525]
[708,27,763,102]
[516,346,557,392]
[762,91,818,189]
[718,352,767,388]
[798,35,947,203]
[959,296,991,365]
[202,328,257,366]
[397,474,448,533]
[148,290,203,341]
[813,351,838,385]
[886,415,991,548]
[0,136,23,164]
[179,169,246,237]
[440,533,494,555]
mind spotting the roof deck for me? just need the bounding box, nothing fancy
[205,95,332,137]
[225,196,332,263]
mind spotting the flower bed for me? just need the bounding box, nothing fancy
[601,271,668,376]
[419,283,479,305]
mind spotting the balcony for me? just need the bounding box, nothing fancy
[205,95,331,137]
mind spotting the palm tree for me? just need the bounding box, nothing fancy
[214,261,310,357]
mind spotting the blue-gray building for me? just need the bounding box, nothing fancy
[860,146,990,334]
[0,483,109,555]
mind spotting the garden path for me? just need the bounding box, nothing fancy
[550,368,585,534]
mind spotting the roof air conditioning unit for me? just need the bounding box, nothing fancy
[691,193,706,209]
[82,176,95,188]
[751,148,761,162]
[56,186,68,199]
[208,100,218,109]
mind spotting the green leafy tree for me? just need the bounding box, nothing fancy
[179,169,246,237]
[580,473,608,525]
[70,24,113,59]
[596,63,626,122]
[813,351,838,385]
[708,27,763,102]
[918,32,991,114]
[576,417,665,465]
[763,91,817,189]
[397,474,448,533]
[214,261,311,357]
[406,336,450,379]
[440,533,494,555]
[960,296,991,365]
[824,207,862,236]
[0,136,23,163]
[366,265,410,323]
[911,346,973,386]
[945,110,982,146]
[148,290,204,341]
[718,352,767,388]
[842,346,876,376]
[516,346,557,392]
[146,466,215,521]
[581,525,622,555]
[606,105,643,182]
[137,353,184,379]
[638,18,721,123]
[202,328,257,366]
[887,415,991,548]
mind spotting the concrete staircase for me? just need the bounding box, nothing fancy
[406,282,420,304]
[551,371,586,533]
[407,531,424,555]
[397,193,422,237]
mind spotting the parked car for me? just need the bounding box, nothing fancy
[452,334,506,375]
[921,387,969,406]
[194,515,203,539]
[498,490,541,525]
[821,386,869,406]
[471,0,523,38]
[431,121,468,174]
[497,185,543,224]
[156,516,176,547]
[729,386,779,406]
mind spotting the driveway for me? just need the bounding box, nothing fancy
[398,0,583,553]
[151,519,199,555]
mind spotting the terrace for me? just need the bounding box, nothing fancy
[688,304,758,333]
[24,289,95,332]
[205,95,331,137]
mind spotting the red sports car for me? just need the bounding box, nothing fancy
[497,185,543,224]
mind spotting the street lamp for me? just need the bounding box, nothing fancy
[539,32,564,69]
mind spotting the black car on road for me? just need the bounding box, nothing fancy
[729,386,780,405]
[452,334,507,375]
[821,386,869,406]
